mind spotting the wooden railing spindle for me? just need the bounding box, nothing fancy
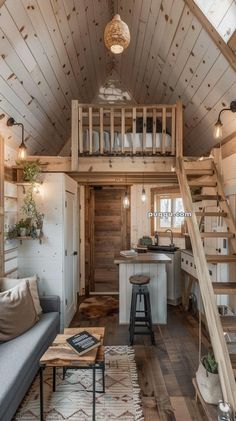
[152,108,156,155]
[143,107,147,152]
[121,108,125,153]
[89,106,93,155]
[171,107,176,156]
[110,108,114,153]
[162,107,166,154]
[100,107,104,154]
[132,107,136,155]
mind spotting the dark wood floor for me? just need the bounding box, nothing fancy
[70,301,208,420]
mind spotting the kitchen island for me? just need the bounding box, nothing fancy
[114,253,171,324]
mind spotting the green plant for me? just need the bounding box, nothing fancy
[21,186,44,230]
[35,211,44,229]
[7,226,19,239]
[22,160,41,182]
[15,219,30,230]
[202,352,218,374]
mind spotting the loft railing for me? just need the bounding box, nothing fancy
[71,100,183,170]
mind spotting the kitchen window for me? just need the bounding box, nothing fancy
[153,194,185,232]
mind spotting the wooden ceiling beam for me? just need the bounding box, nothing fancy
[184,0,236,74]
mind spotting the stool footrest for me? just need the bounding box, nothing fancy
[134,317,150,322]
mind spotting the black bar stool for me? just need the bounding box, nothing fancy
[129,275,155,345]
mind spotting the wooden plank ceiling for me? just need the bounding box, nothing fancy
[0,0,235,156]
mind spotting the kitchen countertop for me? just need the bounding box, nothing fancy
[114,252,171,264]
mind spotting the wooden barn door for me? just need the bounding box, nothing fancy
[86,186,130,294]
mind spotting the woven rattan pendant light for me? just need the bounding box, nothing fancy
[104,14,130,54]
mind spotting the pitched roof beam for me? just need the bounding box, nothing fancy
[184,0,236,74]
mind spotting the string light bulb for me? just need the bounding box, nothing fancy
[141,187,146,203]
[123,190,130,209]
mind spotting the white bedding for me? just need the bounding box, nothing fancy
[83,130,171,153]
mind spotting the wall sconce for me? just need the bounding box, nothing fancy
[7,117,27,160]
[213,101,236,140]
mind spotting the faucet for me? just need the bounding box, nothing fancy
[165,229,174,246]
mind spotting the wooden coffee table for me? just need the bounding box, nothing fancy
[39,327,105,421]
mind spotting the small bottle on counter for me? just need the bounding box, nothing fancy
[154,231,159,245]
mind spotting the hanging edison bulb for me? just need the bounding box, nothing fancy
[18,141,27,160]
[123,191,130,209]
[213,118,223,139]
[141,187,146,203]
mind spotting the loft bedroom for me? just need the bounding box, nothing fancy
[1,1,236,421]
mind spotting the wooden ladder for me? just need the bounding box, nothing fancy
[176,157,236,412]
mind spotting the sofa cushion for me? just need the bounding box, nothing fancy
[0,275,42,316]
[0,312,59,420]
[0,281,38,342]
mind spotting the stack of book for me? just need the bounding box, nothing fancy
[66,331,101,356]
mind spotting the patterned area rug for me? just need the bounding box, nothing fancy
[79,296,119,318]
[14,346,144,421]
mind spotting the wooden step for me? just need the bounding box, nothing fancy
[221,316,236,333]
[185,232,234,238]
[229,354,236,373]
[192,194,222,202]
[206,255,236,263]
[213,282,236,294]
[226,344,236,373]
[189,179,216,187]
[186,169,214,177]
[195,211,227,217]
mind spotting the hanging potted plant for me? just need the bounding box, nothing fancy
[196,351,223,404]
[34,211,44,237]
[22,160,41,183]
[21,186,44,237]
[15,219,30,237]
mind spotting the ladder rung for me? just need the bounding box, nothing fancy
[184,232,234,238]
[206,255,236,263]
[192,194,222,202]
[213,282,236,295]
[221,316,236,333]
[195,212,227,217]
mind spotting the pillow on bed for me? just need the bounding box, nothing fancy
[0,281,38,342]
[0,275,42,316]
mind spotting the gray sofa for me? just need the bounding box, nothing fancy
[0,295,60,421]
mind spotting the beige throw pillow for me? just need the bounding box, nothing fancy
[0,281,38,342]
[0,275,42,316]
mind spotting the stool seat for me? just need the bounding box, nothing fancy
[129,275,150,285]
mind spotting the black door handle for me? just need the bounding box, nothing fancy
[73,251,78,256]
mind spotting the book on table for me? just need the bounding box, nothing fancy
[66,330,101,356]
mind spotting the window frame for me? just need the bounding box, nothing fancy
[151,192,184,234]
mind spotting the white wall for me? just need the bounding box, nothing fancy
[17,173,78,329]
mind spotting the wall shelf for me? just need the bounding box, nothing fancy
[8,236,43,245]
